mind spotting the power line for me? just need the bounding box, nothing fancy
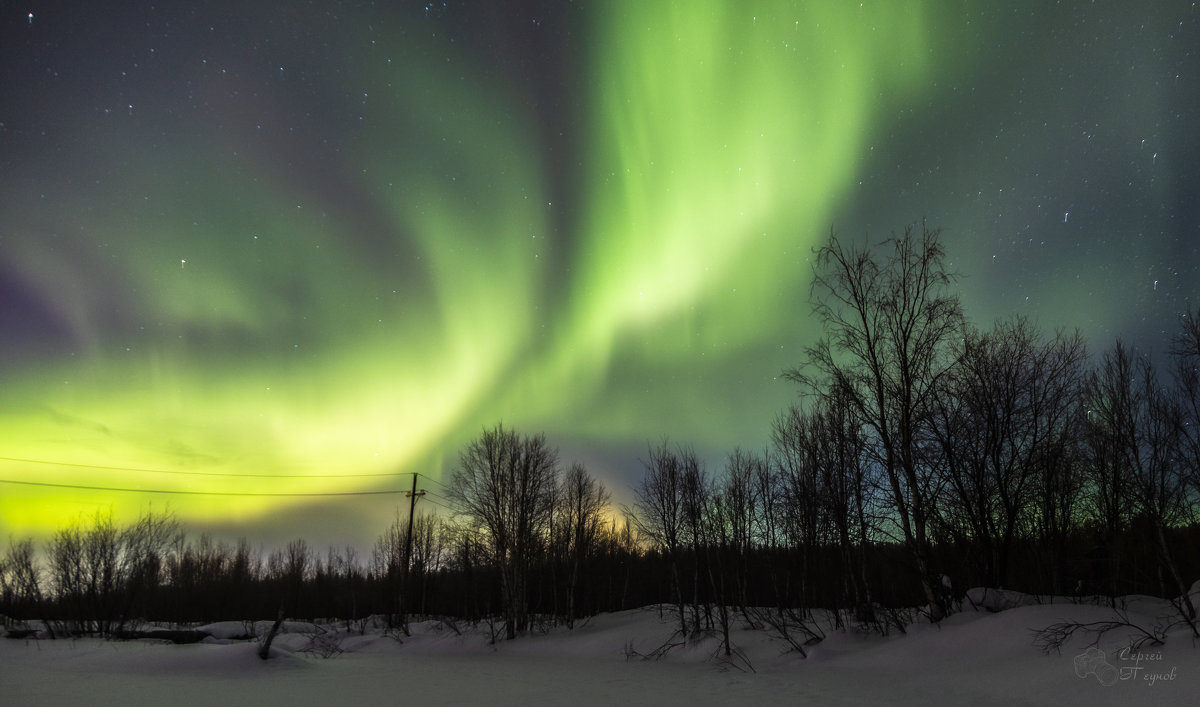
[418,486,452,504]
[0,478,407,498]
[415,471,451,491]
[419,495,455,513]
[0,455,417,479]
[422,489,454,506]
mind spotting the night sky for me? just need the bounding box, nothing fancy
[2,1,1197,549]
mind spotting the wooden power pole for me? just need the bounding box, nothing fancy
[399,474,425,628]
[403,474,425,575]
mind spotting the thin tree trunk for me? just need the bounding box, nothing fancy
[1154,522,1197,625]
[258,607,286,660]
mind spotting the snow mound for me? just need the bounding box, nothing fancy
[197,619,322,641]
[196,621,251,640]
[966,586,1042,612]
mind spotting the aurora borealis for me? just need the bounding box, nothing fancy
[2,2,1197,548]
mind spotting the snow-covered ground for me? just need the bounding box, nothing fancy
[4,591,1198,706]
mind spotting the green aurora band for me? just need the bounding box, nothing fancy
[0,1,940,540]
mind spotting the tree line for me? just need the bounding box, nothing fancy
[3,223,1200,645]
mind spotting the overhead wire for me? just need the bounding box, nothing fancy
[417,494,456,513]
[0,456,458,502]
[0,455,414,479]
[0,478,408,497]
[414,471,452,491]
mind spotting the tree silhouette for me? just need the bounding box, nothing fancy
[447,424,558,639]
[792,222,963,621]
[630,441,690,635]
[931,318,1086,588]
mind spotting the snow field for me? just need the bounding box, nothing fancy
[4,591,1198,706]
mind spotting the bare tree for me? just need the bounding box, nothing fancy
[371,511,406,629]
[1080,342,1137,597]
[704,449,767,656]
[679,448,710,633]
[557,463,610,628]
[749,448,789,616]
[448,424,558,639]
[790,222,964,620]
[816,387,875,622]
[1170,307,1200,516]
[1033,413,1088,597]
[2,538,55,637]
[771,405,823,614]
[1087,342,1196,624]
[931,318,1086,589]
[773,387,876,626]
[370,509,442,631]
[43,508,177,635]
[717,449,760,615]
[630,441,688,635]
[112,508,178,634]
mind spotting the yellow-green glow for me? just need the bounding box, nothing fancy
[535,1,932,434]
[0,1,938,542]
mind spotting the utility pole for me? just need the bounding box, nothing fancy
[399,473,425,630]
[403,474,426,577]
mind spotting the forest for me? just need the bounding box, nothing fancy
[4,224,1200,650]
